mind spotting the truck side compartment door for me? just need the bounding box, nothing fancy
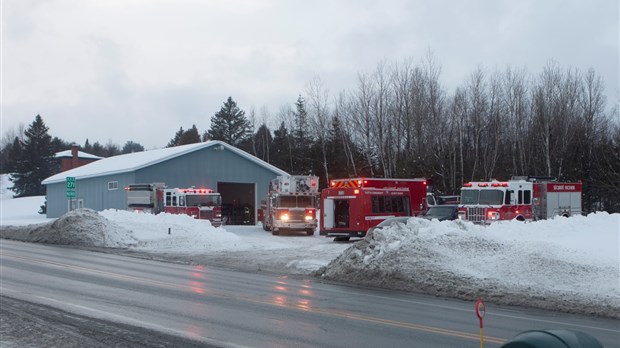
[323,198,335,229]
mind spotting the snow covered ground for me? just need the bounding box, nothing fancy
[1,174,619,318]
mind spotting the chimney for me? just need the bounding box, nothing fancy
[71,144,79,169]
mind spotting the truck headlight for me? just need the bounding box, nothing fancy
[487,211,499,220]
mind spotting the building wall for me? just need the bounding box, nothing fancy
[46,145,280,218]
[46,172,135,218]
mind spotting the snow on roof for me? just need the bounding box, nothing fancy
[54,150,103,160]
[42,141,288,185]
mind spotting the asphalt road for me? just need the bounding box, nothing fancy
[1,240,618,347]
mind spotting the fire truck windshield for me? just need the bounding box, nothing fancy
[186,195,221,207]
[277,195,315,208]
[461,189,503,205]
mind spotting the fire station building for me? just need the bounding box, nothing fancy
[41,141,288,224]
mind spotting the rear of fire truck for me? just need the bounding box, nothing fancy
[263,175,319,236]
[125,183,165,213]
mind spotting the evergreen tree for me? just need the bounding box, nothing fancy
[91,141,105,157]
[83,139,92,153]
[291,95,313,173]
[10,115,56,197]
[50,137,71,154]
[179,125,201,145]
[325,115,355,179]
[204,97,252,147]
[167,127,185,148]
[270,121,293,172]
[167,125,201,148]
[3,136,22,174]
[121,141,145,154]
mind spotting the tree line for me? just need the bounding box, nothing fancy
[2,56,618,213]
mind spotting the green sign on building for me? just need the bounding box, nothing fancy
[66,177,76,198]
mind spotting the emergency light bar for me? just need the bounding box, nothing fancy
[180,188,214,194]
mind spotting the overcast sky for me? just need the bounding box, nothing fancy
[2,0,618,149]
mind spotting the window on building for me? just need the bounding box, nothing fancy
[68,199,84,211]
[108,181,119,190]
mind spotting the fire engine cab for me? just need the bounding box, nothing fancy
[458,176,582,223]
[125,183,224,226]
[262,175,320,236]
[320,178,429,240]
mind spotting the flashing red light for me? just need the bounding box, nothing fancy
[487,211,494,216]
[478,183,489,187]
[463,183,473,187]
[363,180,368,184]
[354,189,360,194]
[423,181,427,185]
[331,181,335,187]
[357,180,362,186]
[515,210,519,214]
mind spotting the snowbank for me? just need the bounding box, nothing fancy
[99,209,242,252]
[317,214,620,318]
[1,208,136,248]
[1,178,618,318]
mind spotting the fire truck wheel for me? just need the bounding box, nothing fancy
[271,230,279,236]
[306,229,314,236]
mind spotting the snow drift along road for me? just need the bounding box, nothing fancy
[316,216,619,318]
[0,203,618,319]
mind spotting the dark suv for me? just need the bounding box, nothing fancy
[423,205,459,221]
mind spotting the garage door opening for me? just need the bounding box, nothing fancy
[217,182,256,225]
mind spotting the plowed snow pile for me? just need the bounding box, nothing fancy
[1,191,618,318]
[0,209,136,247]
[316,213,620,318]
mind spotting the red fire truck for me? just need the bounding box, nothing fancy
[262,175,320,236]
[320,178,429,240]
[458,176,582,223]
[125,183,225,226]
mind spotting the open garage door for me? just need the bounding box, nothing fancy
[217,182,256,225]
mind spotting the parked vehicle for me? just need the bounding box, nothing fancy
[320,178,429,240]
[262,175,320,236]
[436,195,460,205]
[458,176,581,223]
[426,194,460,206]
[125,183,224,226]
[423,205,459,221]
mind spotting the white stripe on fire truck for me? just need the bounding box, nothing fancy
[365,215,396,221]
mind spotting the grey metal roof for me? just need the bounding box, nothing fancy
[42,140,288,185]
